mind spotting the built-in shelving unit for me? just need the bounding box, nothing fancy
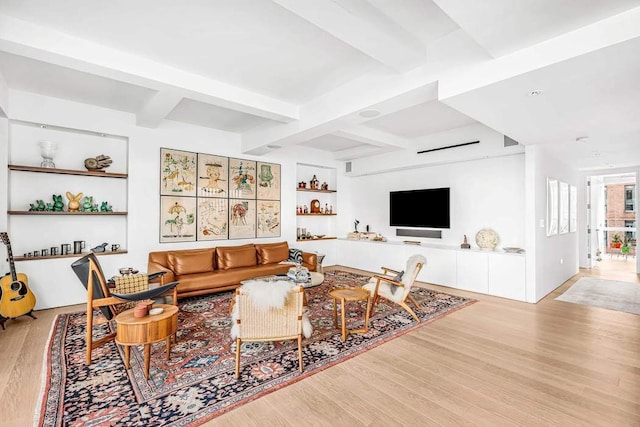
[14,250,128,262]
[8,211,128,215]
[296,237,337,242]
[8,165,128,178]
[296,213,337,216]
[296,163,337,241]
[296,188,336,193]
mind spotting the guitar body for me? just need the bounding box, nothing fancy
[0,232,37,326]
[0,272,36,318]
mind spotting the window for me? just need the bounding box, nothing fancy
[625,185,635,212]
[625,220,636,241]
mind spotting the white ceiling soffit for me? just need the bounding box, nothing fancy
[433,0,640,57]
[166,98,280,133]
[0,51,155,113]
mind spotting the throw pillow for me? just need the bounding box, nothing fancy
[390,270,404,295]
[288,248,303,263]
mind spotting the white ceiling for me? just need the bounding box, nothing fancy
[0,0,639,170]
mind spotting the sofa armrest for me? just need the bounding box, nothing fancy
[302,251,317,272]
[148,261,175,284]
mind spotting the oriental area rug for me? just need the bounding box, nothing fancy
[36,271,475,426]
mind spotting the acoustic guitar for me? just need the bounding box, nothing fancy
[0,232,37,327]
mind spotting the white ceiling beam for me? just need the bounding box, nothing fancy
[333,127,411,150]
[271,0,425,72]
[0,14,299,124]
[333,145,394,161]
[136,90,183,128]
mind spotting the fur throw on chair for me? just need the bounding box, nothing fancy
[230,279,313,339]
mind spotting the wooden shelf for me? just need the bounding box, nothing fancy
[296,237,337,242]
[296,188,336,193]
[8,211,127,215]
[296,213,337,216]
[14,250,128,262]
[8,165,127,179]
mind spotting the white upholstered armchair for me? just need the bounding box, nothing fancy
[363,254,426,322]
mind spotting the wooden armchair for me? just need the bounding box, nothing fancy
[363,254,426,322]
[230,280,311,379]
[71,253,179,364]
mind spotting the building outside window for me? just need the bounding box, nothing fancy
[625,185,635,212]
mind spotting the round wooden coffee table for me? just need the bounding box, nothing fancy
[115,304,178,379]
[328,288,371,342]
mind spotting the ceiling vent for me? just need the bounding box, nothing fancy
[417,140,479,154]
[504,135,519,147]
[345,161,352,173]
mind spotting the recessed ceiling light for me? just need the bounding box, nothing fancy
[576,136,589,143]
[528,90,543,97]
[359,109,380,118]
[40,124,47,128]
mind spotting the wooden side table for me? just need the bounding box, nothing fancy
[329,288,371,342]
[115,304,178,379]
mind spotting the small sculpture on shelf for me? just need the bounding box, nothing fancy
[100,201,113,212]
[321,182,329,190]
[309,175,319,190]
[66,192,83,212]
[82,196,94,212]
[28,199,46,211]
[460,235,471,249]
[90,242,108,253]
[52,194,64,211]
[84,154,112,172]
[298,181,306,189]
[45,202,54,211]
[39,140,57,168]
[354,219,360,233]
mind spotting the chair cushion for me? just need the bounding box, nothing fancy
[168,250,214,275]
[216,244,257,270]
[364,278,403,303]
[255,241,289,265]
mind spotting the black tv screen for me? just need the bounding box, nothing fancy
[390,188,450,228]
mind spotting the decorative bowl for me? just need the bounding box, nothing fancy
[149,307,164,315]
[119,267,139,275]
[314,234,326,239]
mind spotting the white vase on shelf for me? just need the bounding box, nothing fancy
[39,140,58,168]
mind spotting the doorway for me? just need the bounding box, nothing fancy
[587,172,639,275]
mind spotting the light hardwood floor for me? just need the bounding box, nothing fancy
[2,262,639,426]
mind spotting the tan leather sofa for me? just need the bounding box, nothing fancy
[148,241,317,299]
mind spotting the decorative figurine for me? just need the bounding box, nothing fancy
[321,182,329,190]
[84,154,112,172]
[39,140,57,168]
[82,196,94,212]
[35,200,46,211]
[45,202,54,211]
[66,192,83,212]
[310,175,319,190]
[298,181,307,189]
[90,242,108,253]
[461,234,471,249]
[100,201,113,212]
[354,219,360,233]
[53,194,64,211]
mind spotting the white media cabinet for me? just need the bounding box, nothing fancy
[335,238,527,302]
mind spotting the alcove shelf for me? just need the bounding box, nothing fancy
[14,250,128,262]
[8,164,128,179]
[295,188,336,193]
[296,213,337,216]
[8,211,128,215]
[296,237,337,242]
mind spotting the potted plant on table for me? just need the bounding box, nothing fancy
[610,234,622,249]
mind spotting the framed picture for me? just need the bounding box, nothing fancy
[197,154,229,198]
[229,158,256,199]
[160,148,197,196]
[197,198,228,240]
[256,200,281,238]
[229,199,256,239]
[160,196,196,242]
[256,161,281,200]
[569,185,577,233]
[546,178,558,236]
[559,181,569,234]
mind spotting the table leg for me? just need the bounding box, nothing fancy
[364,296,371,332]
[165,337,171,360]
[123,345,130,369]
[332,297,338,328]
[340,298,347,342]
[144,344,151,379]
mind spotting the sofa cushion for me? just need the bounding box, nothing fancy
[216,244,257,270]
[256,242,289,265]
[168,250,214,276]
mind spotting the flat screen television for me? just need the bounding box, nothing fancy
[390,187,450,229]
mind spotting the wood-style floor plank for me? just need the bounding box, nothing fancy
[2,259,639,426]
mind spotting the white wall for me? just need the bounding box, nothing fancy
[2,90,340,309]
[345,154,526,248]
[525,145,579,302]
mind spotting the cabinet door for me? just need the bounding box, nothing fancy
[488,255,526,301]
[456,251,489,294]
[417,247,456,287]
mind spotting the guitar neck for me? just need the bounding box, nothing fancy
[6,243,17,282]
